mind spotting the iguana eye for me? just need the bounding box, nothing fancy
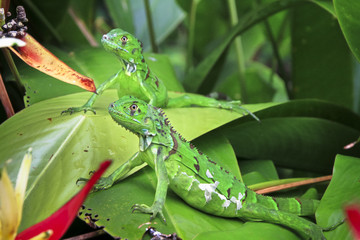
[130,104,138,111]
[121,36,128,42]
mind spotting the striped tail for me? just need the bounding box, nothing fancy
[255,193,320,216]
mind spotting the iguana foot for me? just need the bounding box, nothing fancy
[61,106,96,115]
[76,176,114,191]
[218,100,260,122]
[132,203,166,222]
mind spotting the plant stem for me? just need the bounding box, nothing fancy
[227,0,248,103]
[143,0,158,53]
[255,175,332,194]
[2,48,23,92]
[186,0,198,74]
[0,73,15,118]
[68,8,98,47]
[62,229,106,240]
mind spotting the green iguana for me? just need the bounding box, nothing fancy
[78,95,329,239]
[61,29,258,121]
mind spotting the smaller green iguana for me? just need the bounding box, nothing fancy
[61,29,258,121]
[78,95,335,239]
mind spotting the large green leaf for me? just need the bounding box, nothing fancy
[313,0,336,16]
[0,89,257,233]
[317,155,360,240]
[211,100,360,173]
[240,160,280,185]
[334,0,360,62]
[291,3,353,108]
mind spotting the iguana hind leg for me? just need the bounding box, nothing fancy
[167,93,259,121]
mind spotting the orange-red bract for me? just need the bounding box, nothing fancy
[15,160,111,240]
[10,33,96,92]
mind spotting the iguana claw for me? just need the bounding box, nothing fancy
[132,203,166,223]
[76,177,89,185]
[220,100,260,122]
[61,106,96,115]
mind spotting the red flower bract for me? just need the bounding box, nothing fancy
[15,160,111,240]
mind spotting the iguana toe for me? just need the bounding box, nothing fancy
[132,203,166,222]
[76,177,89,185]
[91,177,114,191]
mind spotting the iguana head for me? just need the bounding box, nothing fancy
[108,96,156,138]
[109,96,179,150]
[101,29,143,64]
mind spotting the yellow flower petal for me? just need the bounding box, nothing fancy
[0,167,19,240]
[15,148,32,223]
[29,230,53,240]
[0,148,33,240]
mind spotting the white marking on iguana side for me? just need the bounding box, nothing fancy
[206,169,214,179]
[215,192,231,208]
[199,181,219,202]
[230,192,244,211]
[180,172,200,191]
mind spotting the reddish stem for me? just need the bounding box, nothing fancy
[255,175,332,194]
[0,73,15,118]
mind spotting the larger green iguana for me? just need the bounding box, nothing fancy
[61,29,258,121]
[78,95,331,239]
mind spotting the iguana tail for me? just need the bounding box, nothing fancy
[237,190,324,239]
[253,192,320,216]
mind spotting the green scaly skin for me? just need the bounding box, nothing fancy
[78,96,326,239]
[61,29,258,121]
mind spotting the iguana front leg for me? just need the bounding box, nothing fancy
[132,146,169,222]
[77,151,144,191]
[62,71,122,115]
